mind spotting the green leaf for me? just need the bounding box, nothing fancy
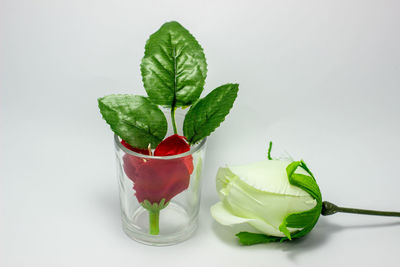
[183,83,239,144]
[236,232,282,245]
[98,94,167,149]
[140,21,207,107]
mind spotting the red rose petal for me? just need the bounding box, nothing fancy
[132,158,190,203]
[154,134,190,156]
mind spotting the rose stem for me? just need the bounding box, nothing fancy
[149,210,160,235]
[171,107,178,135]
[321,201,400,217]
[171,45,178,135]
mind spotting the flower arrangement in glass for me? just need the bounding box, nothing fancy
[98,21,238,245]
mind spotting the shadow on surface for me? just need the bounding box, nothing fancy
[284,218,400,261]
[211,217,400,255]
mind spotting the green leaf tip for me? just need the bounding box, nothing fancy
[157,21,185,30]
[183,83,239,144]
[98,94,167,149]
[279,222,292,240]
[299,160,315,179]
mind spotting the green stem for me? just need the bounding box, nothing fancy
[170,45,178,135]
[149,210,160,235]
[171,107,178,134]
[321,201,400,217]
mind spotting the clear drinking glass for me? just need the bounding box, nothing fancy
[114,131,206,246]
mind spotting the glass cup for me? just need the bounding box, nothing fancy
[114,133,206,246]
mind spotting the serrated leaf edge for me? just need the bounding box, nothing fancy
[97,94,167,148]
[184,83,239,144]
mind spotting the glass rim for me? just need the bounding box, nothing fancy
[114,134,207,159]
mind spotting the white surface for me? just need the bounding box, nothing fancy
[1,0,400,266]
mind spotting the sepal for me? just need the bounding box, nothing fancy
[278,161,322,240]
[141,198,169,212]
[236,232,282,245]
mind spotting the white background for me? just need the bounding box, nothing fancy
[1,0,400,266]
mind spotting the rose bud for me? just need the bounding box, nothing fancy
[211,159,322,245]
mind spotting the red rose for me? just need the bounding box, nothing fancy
[122,135,193,204]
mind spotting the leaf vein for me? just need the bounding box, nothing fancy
[150,56,173,77]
